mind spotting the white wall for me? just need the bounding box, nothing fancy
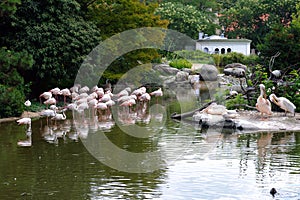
[196,40,251,55]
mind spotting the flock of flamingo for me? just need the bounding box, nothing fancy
[16,84,164,146]
[15,82,297,147]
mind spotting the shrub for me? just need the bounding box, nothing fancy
[0,85,25,118]
[169,59,192,69]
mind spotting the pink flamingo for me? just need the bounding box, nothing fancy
[39,91,52,104]
[95,102,108,121]
[60,88,71,105]
[43,97,56,109]
[16,117,32,131]
[150,88,163,103]
[50,87,61,100]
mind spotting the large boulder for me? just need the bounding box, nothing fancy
[175,71,189,82]
[153,64,180,75]
[224,63,247,78]
[224,63,247,71]
[192,64,218,81]
[224,67,246,78]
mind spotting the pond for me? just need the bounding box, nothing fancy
[0,89,300,199]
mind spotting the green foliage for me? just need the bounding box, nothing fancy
[213,88,227,105]
[0,47,33,117]
[226,94,247,109]
[0,0,21,16]
[88,0,168,39]
[212,52,258,68]
[0,84,25,118]
[173,50,214,64]
[1,0,101,96]
[218,0,299,48]
[155,2,218,39]
[169,59,192,69]
[86,0,168,83]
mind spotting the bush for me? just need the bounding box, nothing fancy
[169,59,192,69]
[0,47,32,118]
[0,85,25,118]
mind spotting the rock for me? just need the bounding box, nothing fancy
[192,64,218,81]
[224,67,245,78]
[224,63,247,71]
[153,64,180,75]
[188,75,200,84]
[175,71,189,82]
[182,68,192,74]
[162,76,176,87]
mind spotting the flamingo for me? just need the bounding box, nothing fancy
[40,108,56,125]
[95,102,108,121]
[269,93,296,116]
[79,86,89,94]
[105,99,115,118]
[131,86,146,97]
[39,91,52,104]
[60,88,71,105]
[16,117,32,131]
[51,110,67,121]
[43,97,56,108]
[88,98,98,117]
[100,93,111,103]
[17,117,31,126]
[150,88,163,103]
[50,87,61,100]
[17,129,32,147]
[256,84,272,119]
[67,103,78,118]
[70,84,80,93]
[116,89,129,98]
[120,98,136,113]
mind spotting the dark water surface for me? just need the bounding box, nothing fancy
[0,108,300,199]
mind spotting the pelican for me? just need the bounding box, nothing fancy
[256,84,272,118]
[269,93,296,116]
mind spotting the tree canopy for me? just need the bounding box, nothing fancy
[155,2,218,39]
[218,0,300,48]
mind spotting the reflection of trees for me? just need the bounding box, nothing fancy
[0,117,167,199]
[236,132,300,186]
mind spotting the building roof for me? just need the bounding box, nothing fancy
[198,38,251,43]
[198,34,251,43]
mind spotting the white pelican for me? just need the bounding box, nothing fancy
[24,100,31,107]
[256,84,272,118]
[269,93,296,116]
[24,100,31,117]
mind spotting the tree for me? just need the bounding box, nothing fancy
[218,0,299,48]
[257,2,300,71]
[0,47,33,118]
[87,0,168,39]
[1,0,101,96]
[155,2,218,39]
[85,0,169,83]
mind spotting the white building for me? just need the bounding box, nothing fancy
[196,33,252,56]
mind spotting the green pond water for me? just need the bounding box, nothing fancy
[0,99,300,199]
